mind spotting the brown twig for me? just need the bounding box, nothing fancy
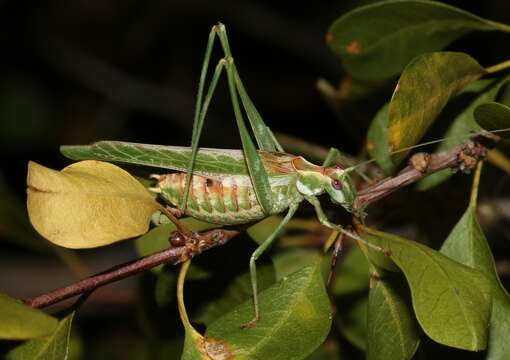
[24,228,240,309]
[354,132,500,211]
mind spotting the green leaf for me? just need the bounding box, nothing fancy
[367,273,420,360]
[194,264,275,326]
[6,312,74,360]
[474,101,510,138]
[440,168,510,359]
[272,248,322,281]
[388,52,486,164]
[367,103,396,174]
[0,293,58,340]
[356,224,492,350]
[417,79,504,190]
[327,0,510,80]
[205,260,332,359]
[180,330,209,360]
[331,246,370,296]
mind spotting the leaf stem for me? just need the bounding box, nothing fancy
[177,260,192,327]
[470,161,483,207]
[486,59,510,74]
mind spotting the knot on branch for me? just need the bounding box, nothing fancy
[409,152,431,173]
[169,228,240,263]
[455,133,499,174]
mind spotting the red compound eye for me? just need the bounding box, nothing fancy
[331,179,342,190]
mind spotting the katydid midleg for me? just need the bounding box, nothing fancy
[59,23,505,328]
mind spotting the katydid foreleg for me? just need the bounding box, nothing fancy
[306,196,387,253]
[327,232,344,287]
[321,149,362,286]
[242,202,300,328]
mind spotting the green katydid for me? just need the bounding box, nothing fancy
[60,23,372,327]
[59,23,507,327]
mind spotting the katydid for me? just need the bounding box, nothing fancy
[59,23,506,327]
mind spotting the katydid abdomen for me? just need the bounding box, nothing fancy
[155,172,300,225]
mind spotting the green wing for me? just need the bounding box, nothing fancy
[60,141,249,177]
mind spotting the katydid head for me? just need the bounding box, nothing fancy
[323,166,356,211]
[295,165,356,212]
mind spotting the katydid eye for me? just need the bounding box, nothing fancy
[331,179,342,190]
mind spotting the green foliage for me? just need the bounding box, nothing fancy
[5,312,75,360]
[327,0,510,80]
[204,260,332,360]
[359,224,492,351]
[193,264,275,326]
[366,103,394,174]
[387,52,486,163]
[474,101,510,137]
[0,293,58,340]
[440,165,510,359]
[367,52,488,170]
[366,274,420,360]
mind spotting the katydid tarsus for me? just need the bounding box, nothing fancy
[59,23,508,328]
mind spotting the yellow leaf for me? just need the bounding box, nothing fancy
[27,160,159,248]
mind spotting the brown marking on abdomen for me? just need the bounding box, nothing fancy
[232,178,239,212]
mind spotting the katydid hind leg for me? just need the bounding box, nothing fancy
[216,24,277,153]
[214,25,274,215]
[241,203,299,329]
[184,23,275,215]
[182,25,222,209]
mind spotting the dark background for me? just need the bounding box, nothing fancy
[1,1,510,359]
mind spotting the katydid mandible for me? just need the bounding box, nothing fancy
[59,23,496,327]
